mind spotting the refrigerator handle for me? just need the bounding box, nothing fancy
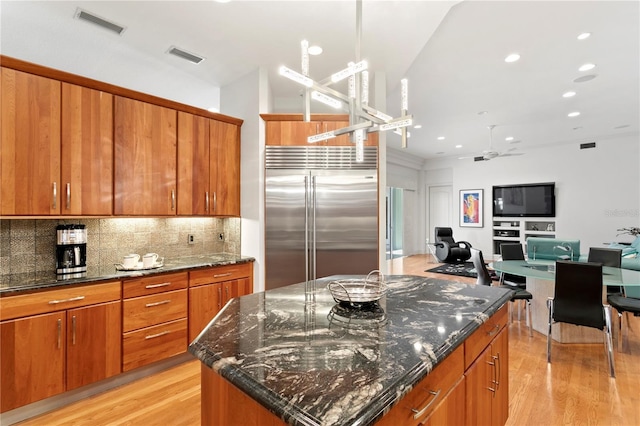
[304,175,309,284]
[312,175,317,281]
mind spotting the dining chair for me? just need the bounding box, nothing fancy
[471,248,533,336]
[547,260,615,377]
[607,285,640,351]
[587,247,623,294]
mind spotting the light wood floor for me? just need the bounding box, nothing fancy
[16,255,640,426]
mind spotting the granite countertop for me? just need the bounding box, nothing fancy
[189,274,512,426]
[0,254,255,296]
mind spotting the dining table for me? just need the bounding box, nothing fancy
[491,259,640,343]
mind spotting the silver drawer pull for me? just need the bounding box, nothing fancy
[411,389,441,419]
[213,273,233,278]
[145,282,171,289]
[145,330,170,340]
[487,324,500,336]
[145,300,171,308]
[49,295,85,305]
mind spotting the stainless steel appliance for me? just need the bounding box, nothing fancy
[265,146,378,290]
[56,224,87,278]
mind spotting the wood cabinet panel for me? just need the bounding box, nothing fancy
[188,283,223,341]
[122,318,187,372]
[210,120,240,216]
[122,272,188,299]
[61,83,113,215]
[422,377,466,426]
[1,67,61,215]
[0,281,121,321]
[1,312,66,412]
[66,301,121,390]
[114,96,177,215]
[464,304,508,369]
[189,263,252,287]
[123,289,187,333]
[264,116,378,147]
[177,111,210,215]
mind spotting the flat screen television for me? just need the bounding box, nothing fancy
[492,183,555,217]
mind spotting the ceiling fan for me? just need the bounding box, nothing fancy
[467,125,524,162]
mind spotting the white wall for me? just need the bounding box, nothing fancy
[419,133,640,256]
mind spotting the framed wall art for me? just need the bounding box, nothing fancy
[460,189,483,227]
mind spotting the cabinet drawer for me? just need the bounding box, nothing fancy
[379,344,464,426]
[189,263,251,287]
[122,318,187,372]
[0,281,121,321]
[464,304,508,369]
[123,289,187,332]
[122,272,188,298]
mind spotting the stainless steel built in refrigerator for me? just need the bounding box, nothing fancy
[265,146,378,290]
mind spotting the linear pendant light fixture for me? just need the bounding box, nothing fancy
[279,0,413,160]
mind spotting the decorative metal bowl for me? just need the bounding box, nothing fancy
[327,270,386,307]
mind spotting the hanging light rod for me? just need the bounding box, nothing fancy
[279,0,413,157]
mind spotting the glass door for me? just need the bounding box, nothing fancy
[386,187,404,260]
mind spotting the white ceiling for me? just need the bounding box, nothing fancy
[1,1,638,161]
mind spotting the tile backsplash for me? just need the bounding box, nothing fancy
[0,217,240,276]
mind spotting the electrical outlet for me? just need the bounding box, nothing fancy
[188,234,195,245]
[218,233,225,241]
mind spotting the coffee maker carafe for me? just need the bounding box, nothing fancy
[56,224,87,278]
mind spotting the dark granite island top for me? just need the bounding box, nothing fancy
[189,275,513,426]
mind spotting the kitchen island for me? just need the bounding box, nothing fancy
[189,275,513,426]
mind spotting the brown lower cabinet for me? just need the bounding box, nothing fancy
[0,281,122,413]
[200,303,509,426]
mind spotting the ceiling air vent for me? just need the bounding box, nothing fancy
[167,46,205,64]
[580,142,597,149]
[474,156,487,162]
[74,8,126,35]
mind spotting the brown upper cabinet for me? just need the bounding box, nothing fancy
[114,96,177,216]
[1,68,61,215]
[177,113,240,217]
[262,114,378,147]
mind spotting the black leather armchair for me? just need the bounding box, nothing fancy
[434,227,472,263]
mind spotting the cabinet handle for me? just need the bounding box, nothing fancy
[145,330,170,340]
[145,299,171,308]
[205,192,210,212]
[66,183,71,210]
[411,389,441,420]
[213,192,217,213]
[218,287,222,309]
[49,295,85,305]
[214,273,232,278]
[145,282,171,289]
[72,315,77,345]
[225,286,229,299]
[494,353,501,390]
[487,324,500,336]
[487,359,497,397]
[52,182,57,209]
[57,318,62,349]
[171,189,176,211]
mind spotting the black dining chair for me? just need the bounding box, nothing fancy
[547,260,615,377]
[607,285,640,351]
[471,248,533,336]
[499,243,527,289]
[588,247,623,294]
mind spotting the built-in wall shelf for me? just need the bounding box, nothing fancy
[492,218,556,257]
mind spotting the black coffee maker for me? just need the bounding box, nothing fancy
[56,224,87,278]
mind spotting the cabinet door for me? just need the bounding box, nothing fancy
[114,96,177,215]
[1,312,65,412]
[188,283,223,341]
[66,301,122,391]
[210,120,240,216]
[323,120,352,146]
[465,344,494,425]
[422,378,466,426]
[1,68,61,215]
[491,328,509,426]
[61,83,113,215]
[265,121,321,146]
[177,112,210,215]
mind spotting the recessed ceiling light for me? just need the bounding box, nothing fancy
[437,136,445,140]
[455,145,462,149]
[505,136,514,141]
[579,63,596,72]
[308,45,323,56]
[504,53,520,63]
[414,124,422,129]
[574,75,597,83]
[562,91,576,98]
[577,32,591,40]
[568,111,581,118]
